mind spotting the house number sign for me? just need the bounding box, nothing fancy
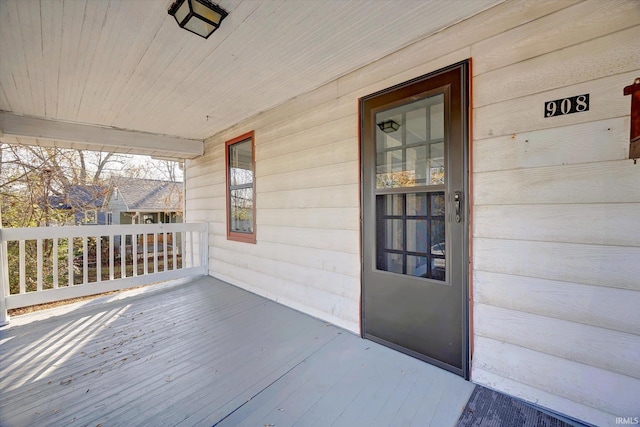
[544,94,589,117]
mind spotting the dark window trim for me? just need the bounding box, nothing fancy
[225,131,256,244]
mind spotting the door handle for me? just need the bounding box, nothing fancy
[454,191,462,223]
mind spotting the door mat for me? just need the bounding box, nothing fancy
[457,386,586,427]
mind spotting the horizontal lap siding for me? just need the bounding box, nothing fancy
[187,78,361,332]
[470,0,640,424]
[186,0,640,424]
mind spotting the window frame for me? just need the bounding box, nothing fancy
[83,209,97,224]
[225,131,256,244]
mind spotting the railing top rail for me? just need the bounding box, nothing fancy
[0,222,207,242]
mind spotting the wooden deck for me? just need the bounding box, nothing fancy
[0,276,474,427]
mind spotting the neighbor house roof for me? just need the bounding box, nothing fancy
[50,185,108,210]
[109,178,183,212]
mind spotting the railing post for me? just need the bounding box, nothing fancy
[201,225,208,271]
[0,218,10,325]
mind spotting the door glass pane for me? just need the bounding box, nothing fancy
[375,94,444,189]
[406,220,428,252]
[429,142,444,185]
[385,219,403,250]
[385,194,403,216]
[385,253,403,274]
[430,101,444,140]
[406,193,427,216]
[431,258,446,281]
[406,146,428,186]
[431,192,445,216]
[376,114,402,150]
[406,107,427,144]
[431,219,445,277]
[407,255,428,278]
[376,192,446,282]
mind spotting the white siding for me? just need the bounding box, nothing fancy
[469,0,640,425]
[187,92,361,332]
[187,0,640,424]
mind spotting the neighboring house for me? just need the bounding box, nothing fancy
[49,185,108,225]
[103,177,183,225]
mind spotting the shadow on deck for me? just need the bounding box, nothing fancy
[0,276,475,426]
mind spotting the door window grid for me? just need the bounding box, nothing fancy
[375,95,444,189]
[374,94,446,281]
[375,192,445,280]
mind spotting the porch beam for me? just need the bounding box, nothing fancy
[0,112,203,159]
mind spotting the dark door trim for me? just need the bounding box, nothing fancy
[359,60,470,379]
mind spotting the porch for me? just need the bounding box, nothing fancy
[0,275,476,427]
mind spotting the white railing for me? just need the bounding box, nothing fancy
[0,222,208,323]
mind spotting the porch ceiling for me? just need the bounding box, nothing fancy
[0,0,501,158]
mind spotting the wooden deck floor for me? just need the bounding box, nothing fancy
[0,276,474,427]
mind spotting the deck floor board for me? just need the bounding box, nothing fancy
[0,276,474,427]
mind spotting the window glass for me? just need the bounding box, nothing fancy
[226,132,256,243]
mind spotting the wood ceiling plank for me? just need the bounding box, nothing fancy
[72,0,111,121]
[40,0,64,118]
[0,0,29,114]
[16,0,46,118]
[56,0,87,121]
[97,3,179,126]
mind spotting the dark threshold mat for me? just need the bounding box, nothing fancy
[457,386,586,427]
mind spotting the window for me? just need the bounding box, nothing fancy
[226,131,256,243]
[83,209,97,224]
[106,212,113,225]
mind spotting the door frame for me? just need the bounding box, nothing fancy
[358,60,471,379]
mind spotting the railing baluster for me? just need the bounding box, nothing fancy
[201,229,207,268]
[163,232,168,272]
[120,234,125,278]
[109,235,114,280]
[133,233,138,277]
[68,238,73,286]
[83,237,88,285]
[0,232,9,324]
[37,239,43,291]
[19,240,25,294]
[96,236,102,282]
[189,231,194,268]
[181,231,186,269]
[53,237,59,288]
[143,234,148,275]
[153,233,158,273]
[172,231,177,271]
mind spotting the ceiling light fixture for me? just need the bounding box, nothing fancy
[168,0,228,39]
[377,119,400,133]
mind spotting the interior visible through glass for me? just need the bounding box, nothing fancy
[376,94,444,189]
[229,139,253,233]
[376,192,445,281]
[374,93,446,281]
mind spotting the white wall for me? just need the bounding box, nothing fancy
[186,1,640,424]
[186,87,361,332]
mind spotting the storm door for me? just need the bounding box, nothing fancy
[360,62,469,377]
